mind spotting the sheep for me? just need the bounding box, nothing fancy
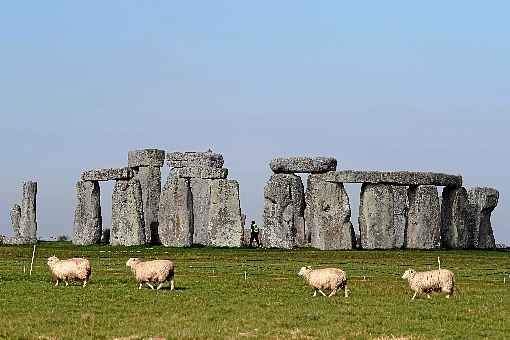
[401,268,455,300]
[47,256,91,287]
[298,266,349,297]
[126,258,175,290]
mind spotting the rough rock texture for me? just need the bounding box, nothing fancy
[72,181,102,245]
[358,184,394,249]
[158,174,194,247]
[174,167,228,179]
[322,170,462,187]
[208,179,243,247]
[110,178,146,246]
[81,167,134,181]
[190,178,212,245]
[19,181,37,243]
[128,149,165,167]
[136,166,162,244]
[10,204,21,237]
[406,185,441,249]
[467,187,499,249]
[441,187,474,249]
[263,174,305,249]
[166,151,224,169]
[392,186,408,248]
[270,157,337,174]
[305,175,354,250]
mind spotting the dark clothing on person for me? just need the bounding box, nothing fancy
[250,222,260,247]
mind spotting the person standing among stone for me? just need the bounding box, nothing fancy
[249,220,260,247]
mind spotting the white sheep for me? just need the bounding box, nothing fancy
[298,266,349,297]
[47,256,91,287]
[126,258,175,290]
[402,268,455,299]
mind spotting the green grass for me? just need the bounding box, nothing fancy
[0,242,509,339]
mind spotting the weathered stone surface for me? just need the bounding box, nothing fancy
[19,181,37,243]
[406,185,441,249]
[166,151,224,169]
[467,187,499,249]
[441,187,474,249]
[208,179,243,247]
[81,167,134,181]
[322,170,462,187]
[305,175,354,250]
[136,166,162,244]
[72,181,102,245]
[174,167,228,179]
[158,174,193,247]
[263,174,305,249]
[110,178,146,246]
[392,186,408,248]
[10,204,21,237]
[190,178,212,245]
[270,157,337,174]
[358,184,394,249]
[128,149,165,167]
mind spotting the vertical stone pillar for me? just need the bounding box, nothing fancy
[19,181,37,243]
[406,185,441,249]
[111,178,146,246]
[263,174,305,249]
[10,204,21,238]
[441,187,474,249]
[305,175,354,250]
[392,186,408,248]
[190,178,212,245]
[208,179,243,247]
[358,184,394,249]
[158,174,194,247]
[73,180,102,245]
[467,187,499,249]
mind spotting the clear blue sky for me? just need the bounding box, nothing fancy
[1,1,508,243]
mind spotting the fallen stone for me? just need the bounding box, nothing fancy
[19,181,37,243]
[190,178,212,245]
[136,166,162,244]
[392,186,408,249]
[467,187,499,249]
[406,185,441,249]
[270,156,337,174]
[305,175,354,250]
[110,178,146,246]
[441,187,474,249]
[128,149,165,167]
[73,181,102,245]
[322,170,462,187]
[81,167,134,181]
[208,179,243,247]
[166,151,224,169]
[173,166,228,179]
[263,174,305,249]
[158,174,193,247]
[10,204,21,237]
[358,184,394,249]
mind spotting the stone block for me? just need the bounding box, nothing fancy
[270,156,337,174]
[322,170,462,187]
[208,179,243,247]
[81,167,134,181]
[174,167,228,179]
[406,185,441,249]
[166,151,224,169]
[10,204,21,238]
[441,187,475,249]
[19,181,37,243]
[358,184,394,249]
[136,166,162,244]
[128,149,165,167]
[190,178,212,245]
[73,181,102,245]
[467,187,499,249]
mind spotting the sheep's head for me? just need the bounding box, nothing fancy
[298,266,312,276]
[47,256,59,267]
[402,269,415,279]
[126,258,140,268]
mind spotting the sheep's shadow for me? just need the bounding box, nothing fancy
[153,286,188,291]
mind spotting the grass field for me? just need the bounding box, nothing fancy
[0,242,509,339]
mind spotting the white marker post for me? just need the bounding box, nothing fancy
[29,244,36,276]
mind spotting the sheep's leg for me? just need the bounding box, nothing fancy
[313,290,317,297]
[170,279,174,291]
[427,294,431,299]
[55,280,59,287]
[83,280,87,288]
[318,289,327,297]
[65,281,69,287]
[147,283,155,290]
[156,283,163,290]
[446,294,450,299]
[138,283,142,290]
[328,289,337,297]
[344,286,349,298]
[412,292,417,300]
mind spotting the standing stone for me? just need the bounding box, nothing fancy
[263,174,305,249]
[19,181,37,243]
[110,178,146,246]
[136,166,162,244]
[101,228,110,244]
[10,204,21,237]
[406,185,441,249]
[305,175,354,250]
[158,175,194,247]
[392,186,408,248]
[358,184,394,249]
[208,179,243,247]
[441,187,474,249]
[73,181,102,245]
[467,187,499,249]
[190,178,212,245]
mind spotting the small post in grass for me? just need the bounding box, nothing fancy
[29,244,36,276]
[244,271,247,281]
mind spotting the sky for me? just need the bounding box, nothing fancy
[0,1,508,243]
